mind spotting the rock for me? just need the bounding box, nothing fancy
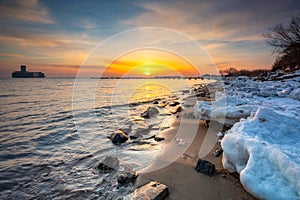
[213,147,223,157]
[97,156,119,171]
[154,136,165,141]
[171,106,183,114]
[131,140,152,145]
[204,120,210,127]
[169,101,180,107]
[141,107,159,118]
[129,134,140,140]
[152,100,159,104]
[125,181,169,200]
[110,130,129,145]
[130,126,151,139]
[195,159,215,177]
[117,171,138,186]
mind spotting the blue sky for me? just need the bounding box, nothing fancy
[0,0,299,77]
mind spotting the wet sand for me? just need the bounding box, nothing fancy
[136,96,258,200]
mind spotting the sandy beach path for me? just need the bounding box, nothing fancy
[136,96,258,200]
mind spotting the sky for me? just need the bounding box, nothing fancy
[0,0,300,77]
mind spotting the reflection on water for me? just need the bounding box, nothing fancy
[0,78,206,198]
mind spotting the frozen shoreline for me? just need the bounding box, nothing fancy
[194,70,300,199]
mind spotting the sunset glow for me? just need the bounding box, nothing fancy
[103,49,200,77]
[0,1,299,77]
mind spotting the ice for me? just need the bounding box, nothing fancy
[290,88,300,100]
[194,94,257,127]
[221,108,300,200]
[193,71,300,199]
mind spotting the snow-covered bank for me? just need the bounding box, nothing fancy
[194,71,300,199]
[222,108,300,199]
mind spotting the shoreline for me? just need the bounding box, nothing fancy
[135,89,258,200]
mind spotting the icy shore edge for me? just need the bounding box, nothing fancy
[194,72,300,199]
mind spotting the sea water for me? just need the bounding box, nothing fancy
[0,78,205,199]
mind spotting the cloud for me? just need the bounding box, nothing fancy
[0,0,54,24]
[121,0,300,70]
[123,0,300,41]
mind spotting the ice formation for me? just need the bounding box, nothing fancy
[194,71,300,199]
[222,108,300,199]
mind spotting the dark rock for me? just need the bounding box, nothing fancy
[97,156,119,171]
[110,130,129,145]
[117,171,138,186]
[195,159,215,177]
[213,147,223,157]
[169,101,180,107]
[126,181,169,200]
[154,136,165,141]
[141,107,159,118]
[129,135,139,140]
[152,100,159,104]
[204,120,210,127]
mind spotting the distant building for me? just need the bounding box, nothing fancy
[12,65,45,78]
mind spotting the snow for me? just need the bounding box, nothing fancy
[193,71,300,199]
[222,108,300,200]
[194,94,257,127]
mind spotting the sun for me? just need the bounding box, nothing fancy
[144,67,151,76]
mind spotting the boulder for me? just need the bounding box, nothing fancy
[141,107,159,118]
[110,130,129,145]
[195,159,215,177]
[97,156,119,171]
[125,181,169,200]
[117,171,138,186]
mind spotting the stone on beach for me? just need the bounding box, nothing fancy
[171,106,183,114]
[195,159,215,177]
[141,107,159,118]
[154,136,165,141]
[152,100,159,104]
[97,156,119,171]
[110,130,129,145]
[169,101,180,107]
[125,181,169,200]
[130,126,153,139]
[214,147,223,157]
[117,171,138,186]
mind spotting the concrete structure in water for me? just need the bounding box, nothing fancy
[12,65,45,78]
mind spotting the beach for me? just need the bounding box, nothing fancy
[136,89,258,200]
[0,75,299,199]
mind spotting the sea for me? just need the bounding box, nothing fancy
[0,78,205,199]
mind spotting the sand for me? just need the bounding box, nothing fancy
[135,96,258,200]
